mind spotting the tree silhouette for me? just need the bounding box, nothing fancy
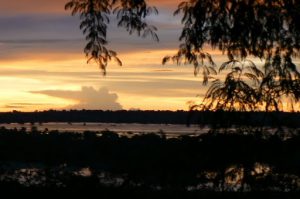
[66,0,300,111]
[192,59,263,112]
[165,0,300,112]
[65,0,158,75]
[0,127,299,193]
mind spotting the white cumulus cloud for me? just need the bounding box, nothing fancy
[32,86,123,110]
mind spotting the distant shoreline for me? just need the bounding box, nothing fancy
[0,110,299,127]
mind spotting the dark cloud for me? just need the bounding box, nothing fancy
[0,15,81,40]
[0,8,181,60]
[153,69,174,72]
[0,39,84,61]
[3,103,52,109]
[4,105,25,109]
[8,103,51,106]
[32,87,123,110]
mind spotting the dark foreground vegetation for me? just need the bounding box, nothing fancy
[0,126,298,197]
[1,110,300,127]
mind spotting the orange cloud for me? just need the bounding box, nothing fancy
[150,0,181,8]
[0,0,69,15]
[0,0,180,15]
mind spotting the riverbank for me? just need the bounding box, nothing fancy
[0,127,299,193]
[0,110,299,127]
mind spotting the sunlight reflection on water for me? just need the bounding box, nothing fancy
[0,122,208,136]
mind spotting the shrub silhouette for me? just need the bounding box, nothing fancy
[0,127,299,193]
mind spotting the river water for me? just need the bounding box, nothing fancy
[0,122,209,136]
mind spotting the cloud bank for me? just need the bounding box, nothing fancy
[32,87,123,110]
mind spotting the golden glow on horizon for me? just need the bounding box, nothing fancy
[0,48,208,112]
[0,0,298,112]
[0,46,296,112]
[0,76,75,112]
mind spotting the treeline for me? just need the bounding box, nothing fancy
[0,127,299,194]
[0,110,299,127]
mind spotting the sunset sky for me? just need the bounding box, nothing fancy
[0,0,229,111]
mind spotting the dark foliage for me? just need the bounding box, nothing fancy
[0,110,299,127]
[65,0,158,74]
[163,0,300,112]
[0,127,299,193]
